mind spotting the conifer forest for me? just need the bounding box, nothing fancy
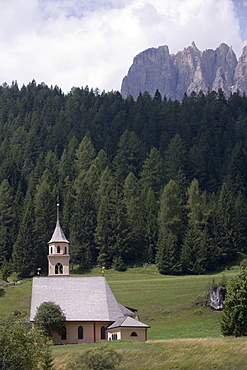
[1,81,247,277]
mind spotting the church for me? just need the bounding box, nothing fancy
[30,204,149,344]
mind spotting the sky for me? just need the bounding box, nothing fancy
[0,0,247,93]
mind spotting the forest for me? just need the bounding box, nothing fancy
[1,80,247,278]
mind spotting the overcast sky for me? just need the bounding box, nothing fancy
[0,0,246,93]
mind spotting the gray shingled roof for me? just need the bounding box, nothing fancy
[107,316,150,329]
[30,276,135,322]
[48,219,69,244]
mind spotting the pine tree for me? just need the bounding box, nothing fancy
[13,192,37,278]
[140,147,166,198]
[221,268,247,337]
[181,179,212,274]
[123,172,145,263]
[70,181,97,270]
[142,186,158,263]
[75,135,96,175]
[95,167,115,268]
[0,179,14,264]
[226,142,247,196]
[214,183,236,264]
[165,134,188,180]
[34,177,56,271]
[113,130,145,181]
[109,185,130,268]
[156,180,183,274]
[233,191,247,254]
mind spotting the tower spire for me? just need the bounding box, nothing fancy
[47,203,70,276]
[57,201,60,223]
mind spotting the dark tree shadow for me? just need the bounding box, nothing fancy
[0,287,5,297]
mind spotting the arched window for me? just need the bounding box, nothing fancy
[64,247,67,254]
[55,263,63,274]
[78,326,83,339]
[130,332,138,337]
[57,246,60,253]
[61,329,66,340]
[50,247,53,254]
[101,326,106,340]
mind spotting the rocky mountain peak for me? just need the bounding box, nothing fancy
[121,43,245,100]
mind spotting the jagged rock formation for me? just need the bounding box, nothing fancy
[121,42,247,100]
[209,287,226,310]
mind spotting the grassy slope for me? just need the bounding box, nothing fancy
[52,338,247,370]
[1,265,246,369]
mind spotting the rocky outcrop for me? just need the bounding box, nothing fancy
[209,287,226,310]
[121,42,247,100]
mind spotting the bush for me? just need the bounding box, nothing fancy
[34,301,66,338]
[66,344,123,370]
[240,258,247,269]
[0,314,52,370]
[221,268,247,337]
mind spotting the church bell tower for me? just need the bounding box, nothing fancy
[48,203,70,276]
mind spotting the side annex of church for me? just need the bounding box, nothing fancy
[30,204,149,344]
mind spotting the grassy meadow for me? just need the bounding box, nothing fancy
[1,265,247,369]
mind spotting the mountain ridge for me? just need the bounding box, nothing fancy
[121,42,247,100]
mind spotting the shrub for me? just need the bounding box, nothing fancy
[221,268,247,336]
[66,344,123,370]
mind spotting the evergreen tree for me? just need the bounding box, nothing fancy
[58,136,78,183]
[221,268,247,337]
[123,172,146,263]
[0,179,14,264]
[233,191,247,254]
[140,147,166,198]
[113,130,145,181]
[226,142,247,196]
[34,177,56,271]
[95,167,115,268]
[156,180,183,274]
[165,134,188,180]
[70,180,97,270]
[75,135,96,175]
[181,179,213,274]
[12,192,37,278]
[109,185,130,268]
[188,145,207,186]
[214,183,237,264]
[142,186,158,263]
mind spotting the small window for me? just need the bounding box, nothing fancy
[57,246,60,253]
[101,326,106,340]
[130,332,138,337]
[61,330,66,340]
[78,326,83,339]
[64,247,67,254]
[50,247,53,254]
[112,333,117,340]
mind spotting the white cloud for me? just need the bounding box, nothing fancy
[0,0,245,93]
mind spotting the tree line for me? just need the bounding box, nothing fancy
[1,81,247,277]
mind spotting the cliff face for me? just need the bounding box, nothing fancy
[121,42,247,100]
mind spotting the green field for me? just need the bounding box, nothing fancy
[1,265,247,369]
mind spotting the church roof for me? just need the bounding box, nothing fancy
[30,276,135,322]
[107,315,150,329]
[48,219,69,244]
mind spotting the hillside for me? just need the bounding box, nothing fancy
[1,267,247,369]
[121,42,247,100]
[0,266,237,338]
[0,83,247,278]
